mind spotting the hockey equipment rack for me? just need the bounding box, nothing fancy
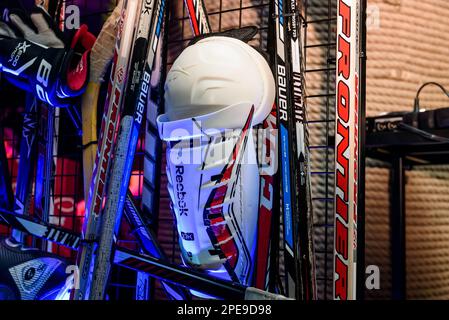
[0,0,368,300]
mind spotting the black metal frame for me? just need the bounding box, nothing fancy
[367,126,449,299]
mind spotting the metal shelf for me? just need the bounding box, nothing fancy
[366,126,449,300]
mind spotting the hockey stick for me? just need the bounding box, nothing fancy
[73,0,140,300]
[90,0,165,300]
[138,0,167,300]
[114,246,290,300]
[123,191,169,265]
[270,0,298,298]
[0,193,178,256]
[0,194,171,256]
[333,0,364,300]
[81,2,121,201]
[184,0,211,35]
[285,0,316,299]
[1,204,287,300]
[45,0,66,253]
[254,110,278,292]
[1,200,288,300]
[0,192,191,300]
[2,0,60,245]
[34,101,54,248]
[37,102,56,251]
[35,0,64,251]
[138,0,165,301]
[11,94,38,243]
[78,3,187,298]
[95,0,190,301]
[0,207,82,249]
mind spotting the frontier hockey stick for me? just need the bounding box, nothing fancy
[73,0,140,300]
[333,0,365,300]
[90,0,167,300]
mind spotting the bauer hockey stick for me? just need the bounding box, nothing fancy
[89,0,165,299]
[270,0,305,298]
[285,0,316,299]
[138,0,166,300]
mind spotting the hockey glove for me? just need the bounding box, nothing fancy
[7,5,66,48]
[0,6,95,107]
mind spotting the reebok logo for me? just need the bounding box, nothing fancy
[175,166,188,217]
